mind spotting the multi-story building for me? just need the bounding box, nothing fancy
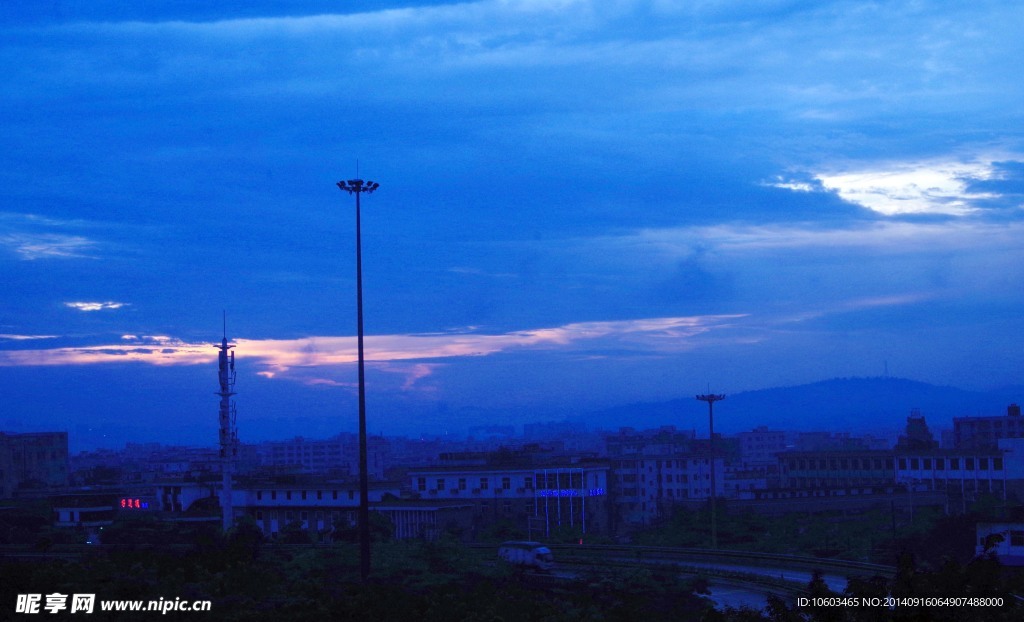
[793,431,888,451]
[156,478,409,540]
[604,426,696,458]
[736,426,787,468]
[778,449,896,490]
[896,410,939,451]
[894,436,1024,503]
[954,404,1024,450]
[601,427,731,526]
[893,448,1008,500]
[252,434,389,478]
[0,431,69,498]
[406,463,612,539]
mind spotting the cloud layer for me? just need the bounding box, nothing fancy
[2,1,1023,444]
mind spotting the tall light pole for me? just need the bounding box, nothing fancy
[337,177,379,581]
[696,393,724,549]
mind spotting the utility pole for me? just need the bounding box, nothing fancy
[696,393,725,549]
[337,177,379,581]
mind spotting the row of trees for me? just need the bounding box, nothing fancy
[2,520,714,621]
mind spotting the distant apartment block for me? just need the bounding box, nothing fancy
[600,426,735,525]
[736,426,786,467]
[604,426,696,458]
[793,431,888,451]
[612,455,726,525]
[954,404,1024,450]
[253,434,389,479]
[0,431,69,498]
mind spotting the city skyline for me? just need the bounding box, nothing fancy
[2,1,1023,448]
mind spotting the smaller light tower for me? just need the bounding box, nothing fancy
[216,316,238,532]
[696,392,725,549]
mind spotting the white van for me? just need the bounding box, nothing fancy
[498,541,555,571]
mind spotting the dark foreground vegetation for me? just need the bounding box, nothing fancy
[1,517,711,621]
[2,505,1023,621]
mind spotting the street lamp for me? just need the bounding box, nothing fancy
[337,177,379,581]
[696,393,725,549]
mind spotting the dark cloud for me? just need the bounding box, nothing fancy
[961,161,1024,210]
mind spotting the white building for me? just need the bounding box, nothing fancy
[612,455,726,525]
[893,449,1011,500]
[407,463,611,538]
[976,522,1024,566]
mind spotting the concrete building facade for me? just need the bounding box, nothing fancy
[0,432,69,498]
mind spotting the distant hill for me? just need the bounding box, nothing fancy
[571,377,1018,436]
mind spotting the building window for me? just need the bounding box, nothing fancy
[333,490,338,500]
[936,459,945,471]
[994,458,1003,471]
[979,458,989,470]
[923,459,932,470]
[524,478,533,489]
[966,458,975,471]
[437,479,445,491]
[951,458,959,469]
[459,478,467,490]
[271,491,277,501]
[301,491,307,500]
[317,490,323,500]
[911,458,919,470]
[1012,531,1024,547]
[348,490,355,500]
[256,491,263,501]
[286,491,292,501]
[417,477,426,492]
[480,478,489,490]
[502,477,511,490]
[301,511,308,521]
[899,458,907,470]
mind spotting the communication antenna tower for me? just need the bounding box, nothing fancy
[216,313,239,531]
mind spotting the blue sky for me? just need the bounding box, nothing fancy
[2,1,1023,448]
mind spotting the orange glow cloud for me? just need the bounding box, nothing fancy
[0,315,745,379]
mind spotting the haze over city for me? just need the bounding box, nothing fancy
[2,1,1023,449]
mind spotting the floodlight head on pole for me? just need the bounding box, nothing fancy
[337,179,379,194]
[696,394,726,404]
